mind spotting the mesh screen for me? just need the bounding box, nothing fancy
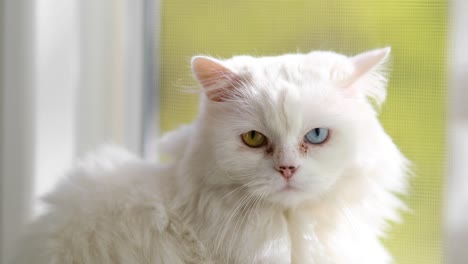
[159,1,447,263]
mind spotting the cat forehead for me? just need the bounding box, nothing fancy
[223,52,349,119]
[229,74,342,140]
[224,51,354,84]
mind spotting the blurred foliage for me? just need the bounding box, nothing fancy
[160,0,447,263]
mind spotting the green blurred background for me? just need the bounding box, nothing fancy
[159,0,447,263]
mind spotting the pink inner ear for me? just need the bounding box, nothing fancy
[203,73,240,102]
[192,56,240,102]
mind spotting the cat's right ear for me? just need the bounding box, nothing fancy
[191,56,239,102]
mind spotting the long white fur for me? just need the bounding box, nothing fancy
[14,48,408,264]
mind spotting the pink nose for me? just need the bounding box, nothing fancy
[275,165,298,180]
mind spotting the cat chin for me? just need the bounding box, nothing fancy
[239,176,334,208]
[266,193,314,208]
[261,185,321,208]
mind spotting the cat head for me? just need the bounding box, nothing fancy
[191,48,391,207]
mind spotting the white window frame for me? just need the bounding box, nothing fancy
[1,1,36,262]
[446,0,468,263]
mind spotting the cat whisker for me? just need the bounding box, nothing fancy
[224,170,256,181]
[229,191,257,263]
[221,183,249,200]
[214,190,253,260]
[235,191,267,264]
[247,192,267,264]
[216,177,266,261]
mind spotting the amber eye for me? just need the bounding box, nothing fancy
[241,131,267,148]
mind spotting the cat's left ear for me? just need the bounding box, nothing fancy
[191,56,240,102]
[345,47,391,106]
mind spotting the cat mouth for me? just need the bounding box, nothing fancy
[280,184,301,192]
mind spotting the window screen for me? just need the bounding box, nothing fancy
[159,1,447,263]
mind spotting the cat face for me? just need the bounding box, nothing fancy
[192,48,390,207]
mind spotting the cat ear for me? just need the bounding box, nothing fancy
[345,47,391,106]
[191,56,240,102]
[350,47,390,79]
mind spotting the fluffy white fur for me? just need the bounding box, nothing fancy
[15,48,408,264]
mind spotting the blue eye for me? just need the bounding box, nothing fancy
[304,128,329,144]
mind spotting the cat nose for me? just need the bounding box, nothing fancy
[275,165,298,180]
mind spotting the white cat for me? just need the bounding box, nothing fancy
[14,48,408,264]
